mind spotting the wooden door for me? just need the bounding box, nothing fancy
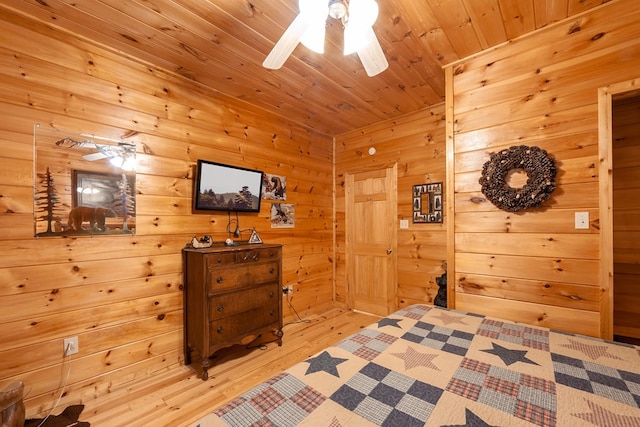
[612,93,640,342]
[345,164,397,316]
[598,80,640,340]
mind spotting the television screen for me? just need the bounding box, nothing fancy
[193,160,264,213]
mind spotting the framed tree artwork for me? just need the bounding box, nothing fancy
[33,124,136,237]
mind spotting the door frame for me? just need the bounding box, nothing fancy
[344,163,398,314]
[598,77,640,340]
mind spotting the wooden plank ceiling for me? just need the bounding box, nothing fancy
[1,0,610,135]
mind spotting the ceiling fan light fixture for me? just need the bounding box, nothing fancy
[263,0,388,76]
[298,0,328,53]
[108,154,136,171]
[344,20,372,55]
[122,156,136,171]
[343,0,379,55]
[109,155,124,168]
[300,15,327,53]
[328,0,347,20]
[348,0,379,27]
[299,0,328,15]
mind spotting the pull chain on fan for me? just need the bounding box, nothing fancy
[263,0,388,77]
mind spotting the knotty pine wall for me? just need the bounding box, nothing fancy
[335,105,447,309]
[612,95,640,339]
[446,0,640,338]
[0,10,333,417]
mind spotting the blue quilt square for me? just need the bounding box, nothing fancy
[403,332,426,344]
[426,331,450,342]
[453,329,476,340]
[370,382,405,406]
[402,321,473,357]
[406,379,444,404]
[381,408,425,427]
[331,362,445,425]
[331,385,366,411]
[442,342,469,356]
[555,372,593,393]
[622,370,640,384]
[552,353,583,368]
[588,371,629,391]
[361,361,391,381]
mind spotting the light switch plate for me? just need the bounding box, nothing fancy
[400,219,409,229]
[575,212,589,229]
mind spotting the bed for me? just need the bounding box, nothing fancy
[198,304,640,426]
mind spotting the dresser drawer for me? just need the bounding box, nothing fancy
[209,283,278,320]
[208,261,279,292]
[206,252,237,266]
[209,304,280,345]
[235,247,280,263]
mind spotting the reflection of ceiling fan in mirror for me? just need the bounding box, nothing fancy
[55,136,136,171]
[263,0,388,77]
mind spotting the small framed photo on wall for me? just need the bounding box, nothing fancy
[413,182,443,223]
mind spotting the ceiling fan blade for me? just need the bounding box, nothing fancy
[82,143,123,161]
[356,27,389,77]
[55,137,97,149]
[82,151,108,161]
[263,14,310,70]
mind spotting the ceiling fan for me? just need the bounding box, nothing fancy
[263,0,388,77]
[55,135,136,170]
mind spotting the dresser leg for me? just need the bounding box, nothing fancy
[185,345,192,366]
[202,359,209,380]
[276,329,284,346]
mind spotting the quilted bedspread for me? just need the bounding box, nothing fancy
[197,304,640,427]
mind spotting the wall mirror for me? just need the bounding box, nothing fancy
[412,182,443,223]
[34,124,136,237]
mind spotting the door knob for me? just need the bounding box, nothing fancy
[386,248,392,254]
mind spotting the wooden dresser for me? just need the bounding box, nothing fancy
[182,243,283,380]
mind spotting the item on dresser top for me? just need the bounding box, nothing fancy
[248,228,263,244]
[190,235,213,249]
[224,238,238,246]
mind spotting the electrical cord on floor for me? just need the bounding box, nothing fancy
[36,343,73,427]
[283,291,311,328]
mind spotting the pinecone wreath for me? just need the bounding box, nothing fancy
[479,145,557,212]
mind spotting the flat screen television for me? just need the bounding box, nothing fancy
[193,160,264,213]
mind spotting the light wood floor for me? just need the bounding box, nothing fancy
[79,308,380,426]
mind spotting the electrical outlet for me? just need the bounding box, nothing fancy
[282,285,293,294]
[575,211,589,229]
[63,336,79,356]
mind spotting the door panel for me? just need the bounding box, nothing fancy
[346,165,397,316]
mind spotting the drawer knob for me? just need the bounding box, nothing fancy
[269,291,274,297]
[269,268,274,274]
[252,253,259,260]
[269,310,275,316]
[217,326,224,334]
[216,276,223,284]
[217,304,224,312]
[217,257,222,263]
